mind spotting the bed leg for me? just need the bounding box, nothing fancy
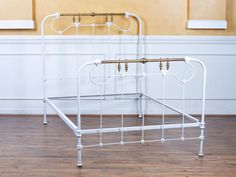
[77,135,83,167]
[198,122,205,157]
[43,99,48,125]
[138,93,143,119]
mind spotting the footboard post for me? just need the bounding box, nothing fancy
[76,61,100,167]
[77,63,83,167]
[186,57,206,157]
[199,58,206,157]
[199,122,205,157]
[138,93,143,118]
[77,73,83,167]
[77,133,83,167]
[43,99,48,125]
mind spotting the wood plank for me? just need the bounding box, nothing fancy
[0,116,235,176]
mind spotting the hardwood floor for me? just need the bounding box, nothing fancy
[0,115,235,177]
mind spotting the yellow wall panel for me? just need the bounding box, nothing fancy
[189,0,226,20]
[0,0,33,20]
[0,0,235,35]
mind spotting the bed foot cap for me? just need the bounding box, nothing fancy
[198,153,204,158]
[77,163,83,167]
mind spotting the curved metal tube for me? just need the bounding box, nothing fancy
[41,13,60,124]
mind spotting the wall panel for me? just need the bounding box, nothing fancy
[0,0,235,35]
[0,35,235,114]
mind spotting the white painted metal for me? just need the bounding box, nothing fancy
[45,97,77,134]
[187,20,227,29]
[40,12,206,167]
[41,13,60,125]
[186,57,207,157]
[145,95,199,123]
[79,122,200,134]
[0,20,35,29]
[83,137,200,148]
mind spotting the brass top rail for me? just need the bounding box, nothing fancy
[101,58,185,64]
[60,12,126,17]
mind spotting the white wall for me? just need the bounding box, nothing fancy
[0,35,235,115]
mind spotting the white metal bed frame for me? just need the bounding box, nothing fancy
[41,12,206,167]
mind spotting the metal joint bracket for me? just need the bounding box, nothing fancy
[77,145,83,150]
[76,130,82,137]
[199,135,204,140]
[199,122,205,129]
[91,12,96,17]
[140,58,148,64]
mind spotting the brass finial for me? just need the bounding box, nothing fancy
[111,14,114,22]
[118,62,121,72]
[125,62,128,72]
[105,14,108,22]
[141,58,148,64]
[166,61,170,70]
[159,59,163,71]
[91,12,96,17]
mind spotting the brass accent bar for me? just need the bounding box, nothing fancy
[101,58,185,64]
[60,12,126,17]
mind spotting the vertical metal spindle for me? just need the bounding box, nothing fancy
[181,81,186,140]
[99,86,103,146]
[161,74,166,142]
